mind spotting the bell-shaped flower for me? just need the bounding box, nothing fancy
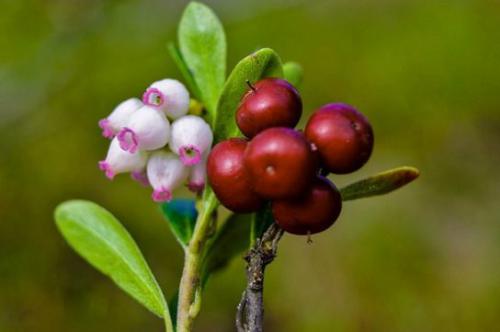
[147,151,189,202]
[142,79,190,119]
[98,98,143,139]
[169,115,213,166]
[187,156,206,193]
[117,106,170,153]
[98,137,148,179]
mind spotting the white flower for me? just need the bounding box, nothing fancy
[169,115,213,166]
[117,106,170,153]
[99,98,143,139]
[147,151,189,202]
[187,154,207,193]
[142,79,190,119]
[98,137,148,179]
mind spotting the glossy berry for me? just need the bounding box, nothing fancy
[243,127,317,199]
[207,138,263,213]
[305,103,373,174]
[272,176,342,235]
[236,78,302,138]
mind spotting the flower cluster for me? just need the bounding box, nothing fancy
[98,79,213,202]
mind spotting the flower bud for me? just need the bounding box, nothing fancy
[170,115,213,166]
[147,151,189,202]
[99,98,143,138]
[187,154,207,193]
[117,106,170,153]
[143,79,190,119]
[98,137,148,179]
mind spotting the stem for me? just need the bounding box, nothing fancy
[164,311,174,332]
[237,223,284,332]
[176,193,218,332]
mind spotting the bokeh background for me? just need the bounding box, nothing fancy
[1,0,500,331]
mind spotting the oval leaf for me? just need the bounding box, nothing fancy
[178,1,226,121]
[340,166,420,201]
[214,48,283,142]
[161,199,198,248]
[202,213,252,285]
[167,42,202,101]
[283,61,304,88]
[54,200,170,321]
[250,204,274,247]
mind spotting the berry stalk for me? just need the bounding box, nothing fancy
[236,223,284,332]
[176,189,218,332]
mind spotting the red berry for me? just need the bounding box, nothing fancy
[207,138,264,213]
[243,127,317,199]
[272,176,342,235]
[305,103,373,174]
[236,78,302,138]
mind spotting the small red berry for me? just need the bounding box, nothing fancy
[236,78,302,138]
[207,138,263,213]
[305,103,373,174]
[272,176,342,235]
[243,127,317,199]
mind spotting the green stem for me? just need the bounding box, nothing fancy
[176,190,218,332]
[164,310,174,332]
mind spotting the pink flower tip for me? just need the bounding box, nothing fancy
[131,170,150,187]
[117,127,138,153]
[179,145,202,166]
[98,119,114,139]
[187,181,205,193]
[142,88,165,108]
[98,161,115,180]
[152,188,172,202]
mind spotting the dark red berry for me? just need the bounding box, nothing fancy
[207,138,264,213]
[272,176,342,235]
[236,78,302,138]
[305,103,373,174]
[243,127,317,199]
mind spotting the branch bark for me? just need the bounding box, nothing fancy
[236,223,284,332]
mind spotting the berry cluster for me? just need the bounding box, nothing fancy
[207,78,374,235]
[98,79,213,202]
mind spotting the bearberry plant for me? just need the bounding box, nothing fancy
[54,3,419,332]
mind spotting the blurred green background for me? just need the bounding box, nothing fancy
[1,0,499,331]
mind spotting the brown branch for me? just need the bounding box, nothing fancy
[236,223,284,332]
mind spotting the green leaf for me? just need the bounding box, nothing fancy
[54,200,170,321]
[214,48,283,142]
[167,42,202,101]
[178,2,226,122]
[202,213,252,285]
[340,166,420,201]
[161,199,198,248]
[250,204,274,247]
[283,61,304,88]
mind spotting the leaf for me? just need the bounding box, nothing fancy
[340,166,420,201]
[167,42,202,101]
[250,204,274,247]
[202,213,253,285]
[161,199,198,248]
[214,48,283,142]
[178,2,226,122]
[54,200,170,321]
[168,291,179,330]
[283,61,304,88]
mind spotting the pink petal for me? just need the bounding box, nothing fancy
[179,145,202,166]
[98,119,114,139]
[152,188,172,202]
[98,161,115,180]
[142,87,165,108]
[117,127,138,153]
